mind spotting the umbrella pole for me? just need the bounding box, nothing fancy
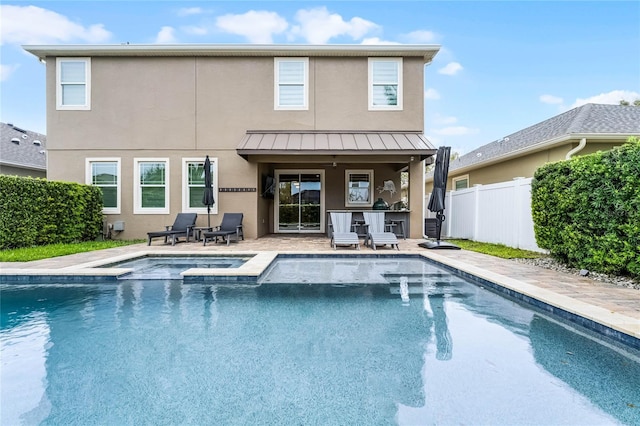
[207,206,211,228]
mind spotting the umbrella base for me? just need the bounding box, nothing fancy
[418,240,461,250]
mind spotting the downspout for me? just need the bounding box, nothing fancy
[565,137,587,159]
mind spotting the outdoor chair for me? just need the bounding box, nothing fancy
[363,211,399,250]
[329,212,360,250]
[147,213,197,246]
[202,213,244,246]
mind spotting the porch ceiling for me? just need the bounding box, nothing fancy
[236,131,437,162]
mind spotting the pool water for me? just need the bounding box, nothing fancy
[1,258,639,425]
[100,255,250,280]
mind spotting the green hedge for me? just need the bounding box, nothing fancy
[0,176,104,249]
[531,137,640,278]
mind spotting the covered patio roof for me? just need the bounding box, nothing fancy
[236,131,437,162]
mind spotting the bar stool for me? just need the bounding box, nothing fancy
[388,219,406,239]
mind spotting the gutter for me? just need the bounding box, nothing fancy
[565,137,587,159]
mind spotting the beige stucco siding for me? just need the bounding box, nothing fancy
[44,54,429,240]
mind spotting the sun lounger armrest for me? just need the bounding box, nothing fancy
[236,224,244,240]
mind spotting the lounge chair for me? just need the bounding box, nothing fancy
[329,212,360,250]
[147,213,197,246]
[202,213,244,246]
[363,211,399,250]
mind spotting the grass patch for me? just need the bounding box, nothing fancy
[0,240,145,262]
[447,239,544,259]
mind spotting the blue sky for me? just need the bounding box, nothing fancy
[1,1,639,155]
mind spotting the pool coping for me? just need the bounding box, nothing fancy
[1,249,638,349]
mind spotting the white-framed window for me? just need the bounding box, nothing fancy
[345,170,374,207]
[56,57,91,110]
[182,157,218,214]
[452,175,469,191]
[274,57,309,110]
[368,58,402,110]
[134,158,169,214]
[86,158,121,214]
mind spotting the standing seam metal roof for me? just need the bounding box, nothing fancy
[237,131,436,155]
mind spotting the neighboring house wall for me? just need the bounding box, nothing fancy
[35,47,436,240]
[426,104,640,194]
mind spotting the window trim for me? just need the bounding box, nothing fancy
[368,57,403,111]
[452,175,470,191]
[134,158,170,214]
[56,57,91,110]
[345,169,374,207]
[85,158,121,214]
[274,57,309,110]
[182,157,219,215]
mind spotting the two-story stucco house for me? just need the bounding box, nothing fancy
[24,44,440,240]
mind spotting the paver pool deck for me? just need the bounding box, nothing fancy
[1,235,639,344]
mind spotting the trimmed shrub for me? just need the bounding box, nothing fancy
[0,176,104,249]
[531,137,640,278]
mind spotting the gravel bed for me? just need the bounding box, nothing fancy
[513,257,640,290]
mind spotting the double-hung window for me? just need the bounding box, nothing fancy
[56,58,91,110]
[134,159,169,214]
[86,158,120,214]
[368,58,402,110]
[182,158,218,214]
[452,175,469,191]
[345,170,374,207]
[274,58,308,110]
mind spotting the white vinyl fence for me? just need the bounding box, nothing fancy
[425,177,544,252]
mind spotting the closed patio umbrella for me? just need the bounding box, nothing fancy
[202,155,215,228]
[421,146,460,250]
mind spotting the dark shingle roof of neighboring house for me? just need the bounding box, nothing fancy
[0,122,47,172]
[446,103,640,174]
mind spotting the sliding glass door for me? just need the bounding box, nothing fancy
[276,170,324,233]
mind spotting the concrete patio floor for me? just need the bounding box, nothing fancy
[2,234,639,346]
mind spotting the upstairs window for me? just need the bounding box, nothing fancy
[275,58,308,110]
[86,158,120,214]
[369,58,402,110]
[56,58,91,110]
[134,159,169,214]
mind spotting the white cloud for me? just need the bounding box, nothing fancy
[424,88,441,100]
[289,7,379,44]
[155,26,177,43]
[433,114,457,125]
[0,5,111,45]
[570,90,640,108]
[182,25,209,36]
[0,64,20,81]
[438,62,463,76]
[539,94,564,105]
[402,30,438,43]
[216,10,288,43]
[178,7,204,17]
[361,37,400,45]
[433,126,479,136]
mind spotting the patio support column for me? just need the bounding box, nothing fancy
[408,158,424,238]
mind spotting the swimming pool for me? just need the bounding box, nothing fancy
[99,255,251,280]
[1,257,639,424]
